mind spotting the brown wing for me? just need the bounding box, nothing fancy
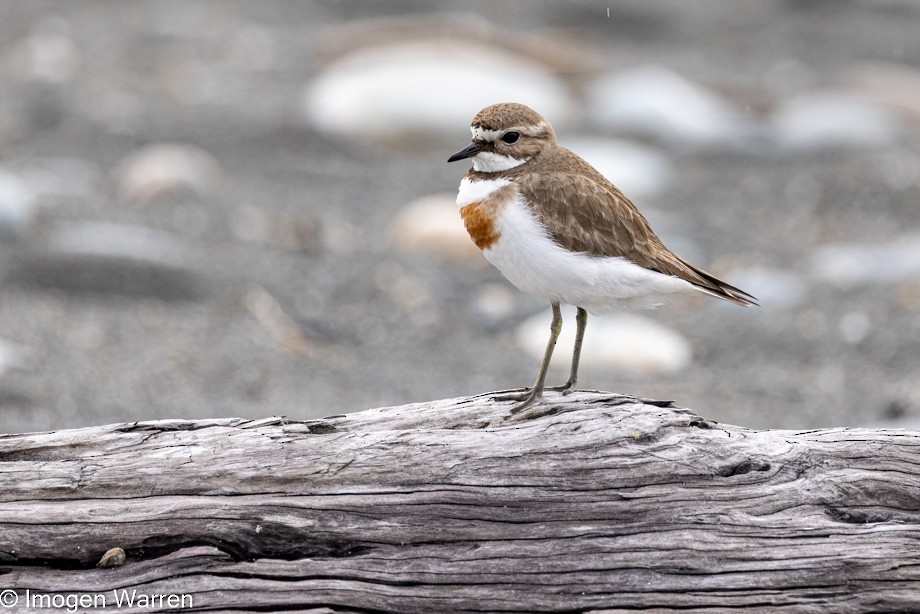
[518,160,758,307]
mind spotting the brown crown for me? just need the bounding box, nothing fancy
[471,103,548,131]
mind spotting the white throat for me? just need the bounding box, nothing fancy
[472,152,529,173]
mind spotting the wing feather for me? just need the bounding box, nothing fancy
[517,151,758,307]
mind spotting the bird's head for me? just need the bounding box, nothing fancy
[447,103,556,173]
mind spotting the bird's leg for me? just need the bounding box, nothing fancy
[494,303,562,412]
[547,307,587,394]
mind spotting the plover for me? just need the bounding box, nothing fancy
[448,102,756,412]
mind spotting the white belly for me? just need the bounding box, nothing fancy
[484,196,693,313]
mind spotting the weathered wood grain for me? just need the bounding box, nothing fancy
[1,390,919,612]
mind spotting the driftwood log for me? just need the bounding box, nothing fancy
[1,390,919,612]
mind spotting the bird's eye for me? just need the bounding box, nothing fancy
[501,132,520,144]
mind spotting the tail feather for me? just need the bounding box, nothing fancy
[672,255,758,307]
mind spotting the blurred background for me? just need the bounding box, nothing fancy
[0,0,918,433]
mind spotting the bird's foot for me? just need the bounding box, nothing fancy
[491,388,531,402]
[493,388,544,414]
[546,380,577,395]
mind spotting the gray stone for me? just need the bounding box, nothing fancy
[8,221,205,300]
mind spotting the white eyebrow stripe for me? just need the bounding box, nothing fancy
[471,126,502,140]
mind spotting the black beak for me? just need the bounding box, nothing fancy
[447,142,481,163]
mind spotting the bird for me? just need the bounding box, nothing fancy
[447,102,757,413]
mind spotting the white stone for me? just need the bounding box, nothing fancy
[303,41,576,140]
[587,66,755,148]
[515,306,692,377]
[473,283,517,325]
[714,266,806,310]
[0,169,36,238]
[563,138,671,198]
[847,60,920,124]
[811,233,920,287]
[18,157,100,200]
[390,194,484,265]
[6,17,81,83]
[116,144,223,201]
[0,338,29,376]
[839,311,871,345]
[772,91,900,150]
